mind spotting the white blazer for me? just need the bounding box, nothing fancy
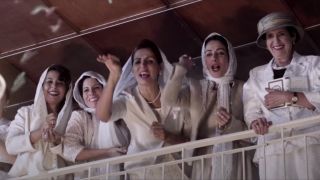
[243,52,320,160]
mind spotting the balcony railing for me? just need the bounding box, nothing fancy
[13,115,320,180]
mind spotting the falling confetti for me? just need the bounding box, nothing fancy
[20,50,38,64]
[50,19,62,33]
[31,5,56,17]
[108,0,112,4]
[10,72,27,93]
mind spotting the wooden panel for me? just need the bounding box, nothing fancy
[0,0,74,53]
[284,0,320,27]
[47,0,165,30]
[84,12,201,64]
[173,0,290,46]
[6,37,102,83]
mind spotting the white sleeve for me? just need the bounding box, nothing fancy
[109,95,127,122]
[162,64,191,108]
[303,56,320,111]
[0,121,10,142]
[243,70,264,127]
[6,107,36,155]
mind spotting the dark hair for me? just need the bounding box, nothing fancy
[45,65,71,111]
[47,64,71,87]
[131,39,163,64]
[77,76,103,97]
[77,76,90,97]
[204,35,229,55]
[286,26,299,42]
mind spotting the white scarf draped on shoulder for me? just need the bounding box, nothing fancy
[201,33,237,180]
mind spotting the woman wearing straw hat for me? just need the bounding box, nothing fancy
[243,12,320,179]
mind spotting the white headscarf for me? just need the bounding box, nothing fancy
[73,71,106,113]
[0,74,5,99]
[201,32,237,112]
[0,74,6,112]
[114,43,173,98]
[31,65,73,135]
[201,33,237,180]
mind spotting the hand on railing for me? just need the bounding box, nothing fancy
[250,118,272,135]
[106,147,127,157]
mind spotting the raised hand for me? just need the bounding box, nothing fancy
[178,54,195,70]
[97,54,121,76]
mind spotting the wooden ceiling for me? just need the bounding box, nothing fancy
[0,0,319,118]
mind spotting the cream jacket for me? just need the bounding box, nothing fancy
[163,64,245,141]
[163,64,247,179]
[243,52,320,160]
[5,66,73,177]
[110,85,188,170]
[62,110,130,162]
[6,105,66,177]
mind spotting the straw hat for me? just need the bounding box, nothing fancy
[256,12,304,48]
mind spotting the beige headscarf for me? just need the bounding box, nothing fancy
[73,71,129,148]
[73,71,106,113]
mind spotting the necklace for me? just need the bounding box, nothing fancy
[147,90,161,104]
[138,88,161,104]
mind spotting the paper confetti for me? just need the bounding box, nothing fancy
[50,19,62,33]
[10,72,27,93]
[31,5,56,17]
[20,50,38,64]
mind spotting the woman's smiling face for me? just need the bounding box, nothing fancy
[43,70,67,107]
[266,28,295,66]
[82,77,103,109]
